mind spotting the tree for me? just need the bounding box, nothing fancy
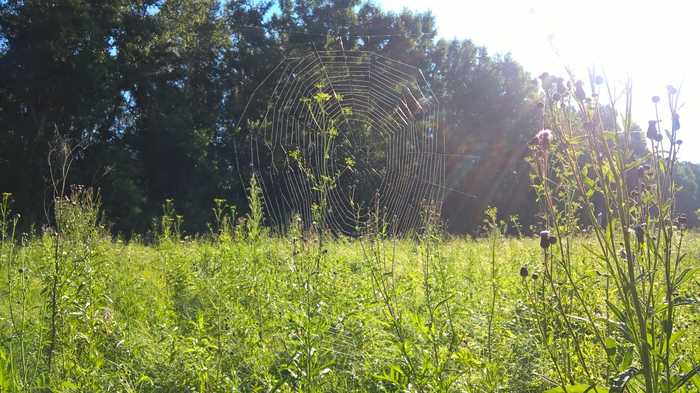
[428,39,540,233]
[0,0,151,227]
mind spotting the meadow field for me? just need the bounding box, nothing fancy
[1,2,699,392]
[1,196,698,392]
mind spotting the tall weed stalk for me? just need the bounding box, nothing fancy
[529,74,698,392]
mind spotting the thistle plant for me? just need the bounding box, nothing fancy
[528,73,699,392]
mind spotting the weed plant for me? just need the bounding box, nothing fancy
[526,75,700,392]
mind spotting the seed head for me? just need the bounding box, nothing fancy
[539,230,553,249]
[652,95,660,104]
[520,266,529,278]
[647,120,660,141]
[531,272,539,280]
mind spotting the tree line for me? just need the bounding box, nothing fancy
[1,0,698,235]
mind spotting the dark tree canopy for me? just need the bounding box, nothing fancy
[1,0,697,235]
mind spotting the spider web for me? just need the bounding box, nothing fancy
[243,50,445,235]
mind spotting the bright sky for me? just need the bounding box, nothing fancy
[377,0,700,163]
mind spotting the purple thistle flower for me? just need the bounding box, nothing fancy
[535,129,553,149]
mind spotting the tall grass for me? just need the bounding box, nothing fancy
[0,188,697,391]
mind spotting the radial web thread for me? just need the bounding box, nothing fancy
[245,50,445,235]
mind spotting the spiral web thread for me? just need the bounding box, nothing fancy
[248,50,445,235]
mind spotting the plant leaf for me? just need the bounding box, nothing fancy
[610,367,640,393]
[672,363,700,392]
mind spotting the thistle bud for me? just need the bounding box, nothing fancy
[520,266,529,278]
[532,272,539,280]
[540,230,551,249]
[647,120,660,140]
[652,96,660,104]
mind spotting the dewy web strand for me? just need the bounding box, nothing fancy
[243,50,445,235]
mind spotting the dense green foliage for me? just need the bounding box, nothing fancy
[1,192,698,391]
[5,0,697,235]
